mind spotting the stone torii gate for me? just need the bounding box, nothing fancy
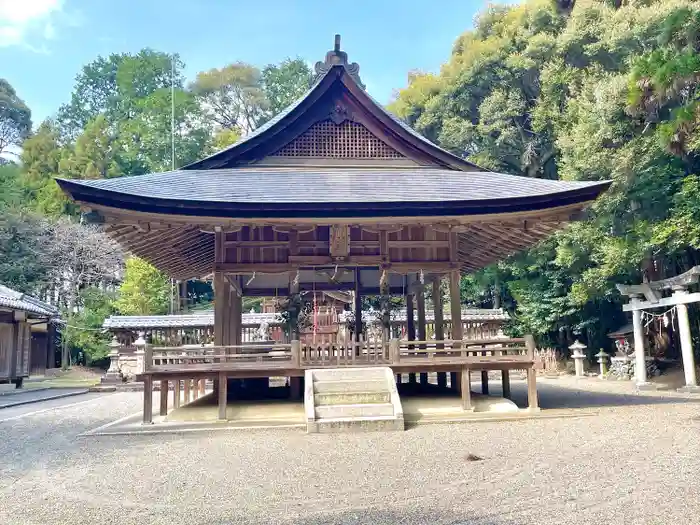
[617,266,700,392]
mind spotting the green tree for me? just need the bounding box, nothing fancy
[64,287,116,366]
[391,0,700,353]
[18,121,75,216]
[0,79,31,158]
[190,62,267,132]
[57,50,185,140]
[261,58,312,117]
[59,115,123,180]
[211,127,241,151]
[113,257,171,315]
[0,162,23,209]
[117,88,210,172]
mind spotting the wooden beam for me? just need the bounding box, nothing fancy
[448,231,459,263]
[388,239,450,248]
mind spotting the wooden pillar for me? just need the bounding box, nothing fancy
[142,375,153,424]
[230,289,242,346]
[198,378,205,396]
[460,368,472,410]
[417,280,428,385]
[173,379,180,408]
[290,376,302,400]
[406,292,416,384]
[179,280,188,313]
[288,271,301,340]
[501,370,511,399]
[213,271,227,398]
[433,277,447,388]
[213,272,227,347]
[159,379,168,416]
[184,378,191,404]
[449,270,463,341]
[527,368,539,411]
[449,270,463,392]
[218,371,227,420]
[481,370,489,395]
[380,269,390,344]
[354,268,362,343]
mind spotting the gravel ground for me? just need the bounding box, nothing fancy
[1,384,700,525]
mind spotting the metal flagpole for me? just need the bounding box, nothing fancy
[170,54,176,313]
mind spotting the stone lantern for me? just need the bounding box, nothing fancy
[569,340,587,378]
[134,332,147,374]
[595,349,610,379]
[102,336,123,384]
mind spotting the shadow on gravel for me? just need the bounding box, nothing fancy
[205,508,515,525]
[503,381,700,410]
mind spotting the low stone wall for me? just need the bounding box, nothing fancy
[609,356,660,380]
[117,350,139,382]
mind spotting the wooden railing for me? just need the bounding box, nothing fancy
[394,337,531,363]
[301,340,390,367]
[139,336,535,372]
[145,342,296,372]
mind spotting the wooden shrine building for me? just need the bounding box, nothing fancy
[0,284,59,385]
[57,36,610,423]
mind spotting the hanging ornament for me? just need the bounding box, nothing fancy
[663,313,669,328]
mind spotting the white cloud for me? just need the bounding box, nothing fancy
[0,0,80,50]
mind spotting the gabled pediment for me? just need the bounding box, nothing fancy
[183,37,482,172]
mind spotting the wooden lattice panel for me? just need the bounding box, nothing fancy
[272,120,404,158]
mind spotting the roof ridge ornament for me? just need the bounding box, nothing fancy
[314,34,365,89]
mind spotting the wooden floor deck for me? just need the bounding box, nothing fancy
[135,337,541,424]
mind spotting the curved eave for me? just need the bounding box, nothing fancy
[57,178,611,220]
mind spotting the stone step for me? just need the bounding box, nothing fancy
[315,402,395,419]
[313,379,389,394]
[311,368,388,382]
[309,415,404,433]
[314,391,391,406]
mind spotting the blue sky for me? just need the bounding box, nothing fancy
[1,0,495,126]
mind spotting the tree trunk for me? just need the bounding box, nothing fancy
[62,275,78,370]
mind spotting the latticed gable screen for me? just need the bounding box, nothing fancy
[271,120,404,158]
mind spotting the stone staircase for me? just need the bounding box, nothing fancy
[305,367,404,433]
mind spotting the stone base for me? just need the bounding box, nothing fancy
[308,416,404,434]
[90,382,146,393]
[100,372,123,385]
[677,385,700,394]
[636,382,657,391]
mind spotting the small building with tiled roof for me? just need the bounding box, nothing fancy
[0,284,59,385]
